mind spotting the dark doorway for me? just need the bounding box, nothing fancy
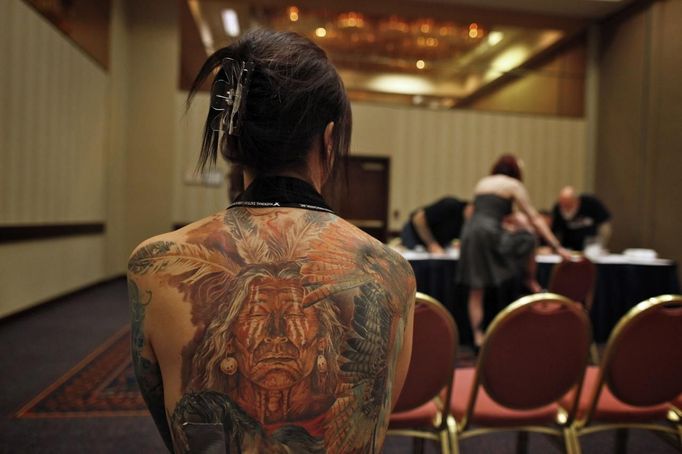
[324,156,390,243]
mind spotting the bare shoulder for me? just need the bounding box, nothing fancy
[475,174,521,198]
[127,212,225,275]
[333,217,416,309]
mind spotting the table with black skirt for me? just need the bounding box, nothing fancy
[403,250,680,344]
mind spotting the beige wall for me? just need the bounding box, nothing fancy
[173,93,231,223]
[124,0,179,254]
[0,1,108,224]
[0,0,109,317]
[595,0,682,269]
[0,0,179,317]
[103,0,130,276]
[0,238,105,316]
[174,98,587,231]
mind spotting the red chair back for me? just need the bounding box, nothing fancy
[393,292,458,414]
[602,295,682,406]
[479,293,591,410]
[548,256,596,308]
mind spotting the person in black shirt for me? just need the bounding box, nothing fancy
[400,197,470,253]
[551,186,611,251]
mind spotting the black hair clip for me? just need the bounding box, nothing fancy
[210,58,255,137]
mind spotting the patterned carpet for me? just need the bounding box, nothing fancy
[15,326,147,418]
[12,322,476,420]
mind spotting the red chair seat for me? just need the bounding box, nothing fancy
[452,368,563,427]
[389,399,439,430]
[567,366,672,422]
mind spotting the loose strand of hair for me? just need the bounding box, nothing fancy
[187,47,239,172]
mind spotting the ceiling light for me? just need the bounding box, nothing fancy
[468,22,480,38]
[488,31,503,46]
[368,74,433,95]
[419,22,431,34]
[315,27,327,38]
[221,9,240,37]
[416,59,425,70]
[382,16,408,33]
[491,47,527,73]
[288,6,299,22]
[338,12,365,29]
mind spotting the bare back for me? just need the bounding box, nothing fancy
[128,207,415,453]
[474,174,538,219]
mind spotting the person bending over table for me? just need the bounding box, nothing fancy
[457,154,571,350]
[551,186,612,251]
[400,197,470,254]
[127,29,415,453]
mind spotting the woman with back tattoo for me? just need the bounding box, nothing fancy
[127,29,416,453]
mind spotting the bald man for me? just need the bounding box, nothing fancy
[551,186,611,251]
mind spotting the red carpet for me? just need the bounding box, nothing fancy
[15,326,147,418]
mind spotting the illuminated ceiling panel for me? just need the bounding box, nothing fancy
[185,0,591,108]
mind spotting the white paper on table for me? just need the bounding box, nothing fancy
[400,249,460,261]
[400,251,673,266]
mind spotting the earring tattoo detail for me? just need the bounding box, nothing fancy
[220,357,238,375]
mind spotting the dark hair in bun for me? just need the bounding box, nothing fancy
[187,28,352,180]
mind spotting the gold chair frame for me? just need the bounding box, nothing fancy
[571,294,682,452]
[449,293,592,454]
[387,292,459,454]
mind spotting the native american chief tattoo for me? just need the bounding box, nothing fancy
[128,208,415,453]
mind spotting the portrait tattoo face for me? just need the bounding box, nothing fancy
[187,263,341,427]
[233,276,320,390]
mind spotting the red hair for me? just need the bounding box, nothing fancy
[490,154,522,181]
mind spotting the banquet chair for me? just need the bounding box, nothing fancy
[388,292,459,454]
[449,293,591,454]
[569,294,682,453]
[548,255,599,362]
[547,255,597,311]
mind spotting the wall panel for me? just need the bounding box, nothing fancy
[594,0,682,271]
[0,1,107,224]
[647,0,682,268]
[123,0,178,253]
[0,1,109,316]
[595,7,648,249]
[0,237,105,318]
